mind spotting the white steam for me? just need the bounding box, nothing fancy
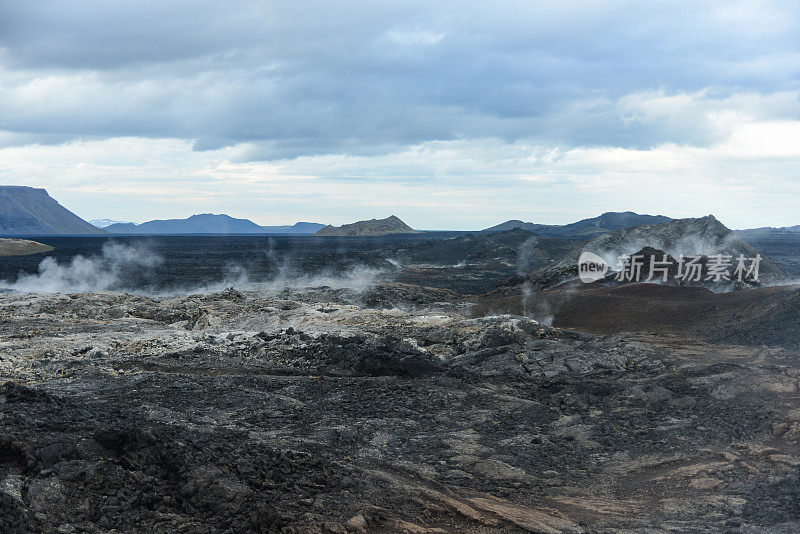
[0,242,390,295]
[181,264,388,295]
[521,281,554,326]
[0,242,162,294]
[516,236,540,275]
[586,230,742,272]
[385,258,402,269]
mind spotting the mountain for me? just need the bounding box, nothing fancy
[90,218,130,228]
[481,220,549,234]
[126,213,263,234]
[104,222,141,233]
[316,215,419,236]
[558,212,673,236]
[0,186,105,235]
[105,215,325,235]
[527,215,789,290]
[736,225,800,237]
[482,211,672,238]
[259,222,326,234]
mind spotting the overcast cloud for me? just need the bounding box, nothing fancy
[0,0,798,228]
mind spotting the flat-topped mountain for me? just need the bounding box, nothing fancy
[105,215,325,235]
[0,186,104,235]
[483,211,672,238]
[315,215,419,236]
[106,214,264,234]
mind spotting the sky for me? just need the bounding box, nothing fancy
[0,0,798,230]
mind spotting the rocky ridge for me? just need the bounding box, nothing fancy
[316,216,419,237]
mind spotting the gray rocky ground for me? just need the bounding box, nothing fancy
[2,284,800,532]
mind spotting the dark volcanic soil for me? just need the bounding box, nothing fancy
[476,281,800,348]
[3,286,800,532]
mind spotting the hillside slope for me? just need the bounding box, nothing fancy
[0,186,104,235]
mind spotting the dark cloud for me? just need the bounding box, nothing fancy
[0,0,798,158]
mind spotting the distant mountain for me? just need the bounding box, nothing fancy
[483,212,672,238]
[105,214,260,234]
[316,215,419,236]
[90,218,130,228]
[0,186,105,235]
[104,222,141,233]
[559,212,673,236]
[482,220,549,234]
[736,225,800,237]
[260,222,326,234]
[105,214,325,235]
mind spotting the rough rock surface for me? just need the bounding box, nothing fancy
[2,287,800,532]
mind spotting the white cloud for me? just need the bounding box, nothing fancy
[2,112,799,229]
[384,29,446,46]
[1,1,798,155]
[0,0,798,227]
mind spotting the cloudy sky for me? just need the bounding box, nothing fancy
[0,0,798,229]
